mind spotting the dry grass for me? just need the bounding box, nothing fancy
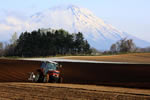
[61,53,150,63]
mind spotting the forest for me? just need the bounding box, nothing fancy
[1,29,91,57]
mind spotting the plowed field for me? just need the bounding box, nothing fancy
[0,59,40,82]
[61,53,150,63]
[0,83,150,100]
[0,58,150,88]
[0,55,150,99]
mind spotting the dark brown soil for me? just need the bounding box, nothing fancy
[0,59,150,89]
[0,59,40,82]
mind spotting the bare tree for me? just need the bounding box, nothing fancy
[91,47,102,55]
[0,42,3,49]
[0,42,4,56]
[10,32,18,45]
[3,32,18,56]
[110,38,136,53]
[110,44,117,53]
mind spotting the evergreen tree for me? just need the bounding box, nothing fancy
[14,28,91,57]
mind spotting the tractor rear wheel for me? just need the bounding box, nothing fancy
[58,77,63,83]
[36,70,44,83]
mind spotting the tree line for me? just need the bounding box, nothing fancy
[0,28,149,57]
[2,29,91,57]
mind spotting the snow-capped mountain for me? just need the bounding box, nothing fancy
[1,5,149,50]
[28,5,150,50]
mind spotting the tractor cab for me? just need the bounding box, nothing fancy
[40,61,59,74]
[35,61,62,83]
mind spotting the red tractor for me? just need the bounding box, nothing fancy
[32,61,63,83]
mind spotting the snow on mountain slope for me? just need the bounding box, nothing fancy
[29,5,150,50]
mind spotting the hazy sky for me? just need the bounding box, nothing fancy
[0,0,150,42]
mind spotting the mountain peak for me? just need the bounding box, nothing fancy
[29,5,150,50]
[46,5,80,11]
[67,5,79,9]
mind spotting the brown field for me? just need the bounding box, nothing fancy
[0,53,150,99]
[0,57,150,88]
[61,53,150,63]
[0,83,150,100]
[0,59,40,82]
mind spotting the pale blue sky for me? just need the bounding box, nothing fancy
[0,0,150,42]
